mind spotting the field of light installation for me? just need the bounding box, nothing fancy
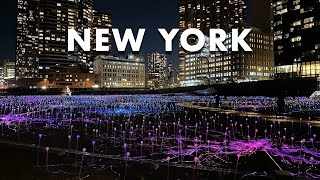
[0,95,319,179]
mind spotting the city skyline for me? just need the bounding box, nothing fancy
[0,0,180,68]
[4,0,276,89]
[0,1,319,179]
[0,0,260,68]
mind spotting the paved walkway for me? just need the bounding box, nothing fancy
[178,102,320,127]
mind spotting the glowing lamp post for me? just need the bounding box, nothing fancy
[45,147,49,171]
[75,135,80,164]
[79,148,86,179]
[37,134,43,167]
[234,153,241,180]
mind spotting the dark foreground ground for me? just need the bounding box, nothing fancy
[0,142,308,180]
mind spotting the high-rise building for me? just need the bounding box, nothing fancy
[16,0,40,79]
[147,53,168,88]
[274,0,320,78]
[15,0,112,87]
[38,0,94,79]
[93,55,145,88]
[181,28,274,86]
[179,0,275,86]
[91,10,112,62]
[179,0,246,35]
[179,0,247,81]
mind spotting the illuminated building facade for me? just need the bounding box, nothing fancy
[36,69,99,89]
[94,55,145,88]
[0,66,3,86]
[274,0,320,78]
[3,61,16,80]
[0,61,16,86]
[16,0,112,87]
[179,0,247,81]
[91,10,112,66]
[181,28,274,86]
[36,0,94,80]
[147,53,168,88]
[16,0,40,79]
[242,29,274,82]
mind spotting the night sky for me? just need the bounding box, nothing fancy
[0,0,180,67]
[0,0,17,61]
[95,0,180,67]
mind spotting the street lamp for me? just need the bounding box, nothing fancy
[43,79,48,89]
[85,79,90,89]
